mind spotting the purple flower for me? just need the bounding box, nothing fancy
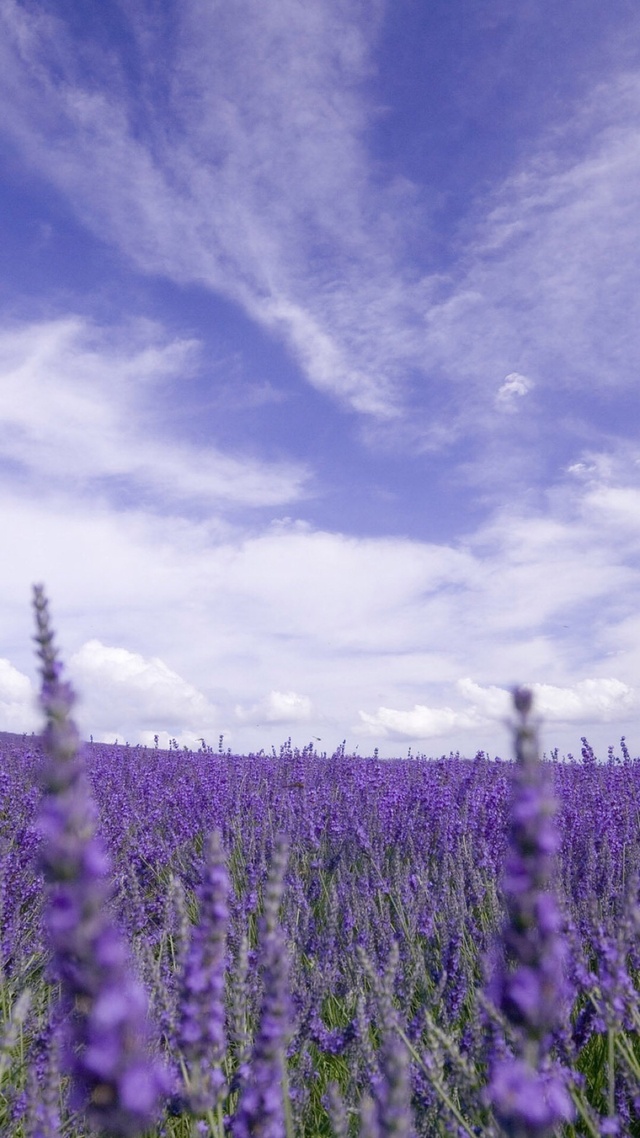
[360,1092,382,1138]
[33,586,169,1136]
[324,1082,349,1138]
[373,1021,413,1138]
[371,950,414,1138]
[177,829,230,1114]
[355,942,414,1138]
[485,688,575,1137]
[24,1014,63,1138]
[488,1058,573,1138]
[231,837,292,1138]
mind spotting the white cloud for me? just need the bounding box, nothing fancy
[68,639,217,739]
[495,372,534,412]
[0,0,419,419]
[235,690,313,725]
[0,658,32,703]
[358,703,480,741]
[0,3,637,449]
[0,317,308,509]
[416,72,640,450]
[460,677,638,726]
[581,485,640,540]
[0,0,638,472]
[0,658,38,732]
[534,678,638,721]
[456,678,513,718]
[1,441,639,756]
[566,447,636,484]
[357,677,638,744]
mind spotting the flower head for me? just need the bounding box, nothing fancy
[486,688,574,1137]
[33,585,169,1136]
[177,829,230,1115]
[231,836,292,1138]
[488,1058,573,1138]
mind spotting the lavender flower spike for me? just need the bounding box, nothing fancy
[232,836,292,1138]
[33,585,169,1136]
[486,686,574,1138]
[177,828,230,1116]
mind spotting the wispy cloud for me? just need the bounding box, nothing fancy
[1,3,638,455]
[0,0,420,417]
[0,316,308,510]
[422,72,640,414]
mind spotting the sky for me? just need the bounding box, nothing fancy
[0,0,639,759]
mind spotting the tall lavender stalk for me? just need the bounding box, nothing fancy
[485,687,574,1137]
[231,836,292,1138]
[177,828,229,1117]
[357,941,414,1138]
[33,585,168,1136]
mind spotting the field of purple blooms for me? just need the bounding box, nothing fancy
[1,589,640,1137]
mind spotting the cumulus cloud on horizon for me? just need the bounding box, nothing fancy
[68,639,217,739]
[0,431,638,756]
[357,677,639,744]
[235,690,314,725]
[0,658,37,733]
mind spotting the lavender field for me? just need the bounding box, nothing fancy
[1,591,640,1137]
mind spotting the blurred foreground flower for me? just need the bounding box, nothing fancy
[486,687,574,1137]
[33,584,169,1136]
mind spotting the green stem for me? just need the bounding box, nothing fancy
[568,1085,602,1138]
[283,1060,295,1138]
[394,1024,478,1138]
[614,1032,640,1081]
[607,1027,615,1118]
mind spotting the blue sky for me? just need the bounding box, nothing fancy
[1,0,639,758]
